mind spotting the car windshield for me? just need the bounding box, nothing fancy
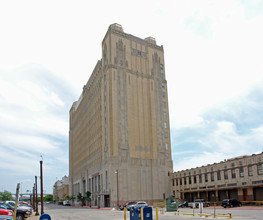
[0,204,9,209]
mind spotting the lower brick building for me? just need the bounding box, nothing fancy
[171,152,263,202]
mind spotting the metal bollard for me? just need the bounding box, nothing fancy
[124,207,126,220]
[141,207,144,220]
[229,213,232,219]
[156,208,159,220]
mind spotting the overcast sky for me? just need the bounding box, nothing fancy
[0,0,263,194]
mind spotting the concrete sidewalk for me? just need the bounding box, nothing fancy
[27,212,40,220]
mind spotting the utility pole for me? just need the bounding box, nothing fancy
[35,176,39,216]
[115,170,119,209]
[32,184,35,211]
[40,160,44,214]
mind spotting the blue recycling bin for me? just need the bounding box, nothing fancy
[142,207,152,220]
[130,206,152,220]
[130,206,141,220]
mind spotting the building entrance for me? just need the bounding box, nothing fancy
[104,195,110,207]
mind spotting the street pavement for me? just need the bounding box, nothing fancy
[27,204,263,220]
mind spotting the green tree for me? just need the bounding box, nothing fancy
[44,194,53,202]
[86,191,91,207]
[77,192,86,207]
[0,190,13,201]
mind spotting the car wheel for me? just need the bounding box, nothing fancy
[16,214,24,220]
[239,203,242,207]
[223,205,226,208]
[230,204,233,208]
[207,204,210,207]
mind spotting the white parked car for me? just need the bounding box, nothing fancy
[63,200,71,206]
[127,201,148,211]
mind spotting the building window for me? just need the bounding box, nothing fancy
[162,83,164,88]
[160,64,163,70]
[165,143,168,150]
[211,172,214,182]
[189,176,192,184]
[258,164,263,175]
[89,179,91,192]
[92,178,94,193]
[248,166,253,176]
[162,92,165,98]
[224,170,228,180]
[105,171,108,190]
[180,178,182,185]
[232,169,236,178]
[205,174,208,182]
[164,122,167,128]
[172,179,174,186]
[164,112,167,118]
[173,190,175,196]
[166,154,169,159]
[161,74,164,79]
[217,171,221,180]
[194,176,197,184]
[231,163,235,167]
[176,179,178,186]
[163,102,166,108]
[164,132,168,138]
[199,175,202,183]
[184,178,186,185]
[240,167,244,177]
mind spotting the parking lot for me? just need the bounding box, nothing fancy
[27,203,263,220]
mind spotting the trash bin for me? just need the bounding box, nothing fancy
[130,206,141,220]
[142,207,152,220]
[166,197,178,212]
[130,206,153,220]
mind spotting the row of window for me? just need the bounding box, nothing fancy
[161,64,168,159]
[172,164,263,186]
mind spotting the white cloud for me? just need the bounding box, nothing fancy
[173,151,228,172]
[1,0,263,193]
[173,121,263,172]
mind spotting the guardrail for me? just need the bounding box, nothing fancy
[182,212,232,219]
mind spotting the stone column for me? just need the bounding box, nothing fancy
[215,190,219,201]
[238,188,243,201]
[247,187,254,201]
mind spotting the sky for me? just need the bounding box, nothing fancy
[0,0,263,194]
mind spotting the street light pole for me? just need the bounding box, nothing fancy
[32,185,35,211]
[35,176,39,216]
[40,160,44,214]
[115,170,119,209]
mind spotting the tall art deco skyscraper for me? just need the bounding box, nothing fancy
[69,24,173,207]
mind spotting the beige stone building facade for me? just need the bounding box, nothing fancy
[171,152,263,202]
[53,176,69,202]
[69,24,173,207]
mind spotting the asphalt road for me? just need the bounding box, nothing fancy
[28,203,263,220]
